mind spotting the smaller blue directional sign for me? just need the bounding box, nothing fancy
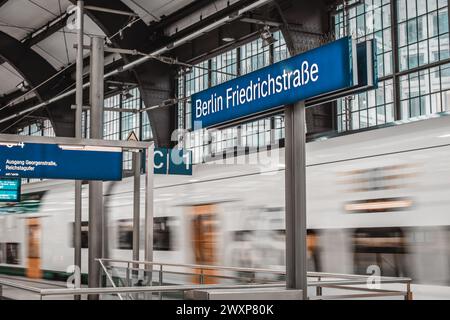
[0,178,21,202]
[154,148,192,176]
[0,143,123,181]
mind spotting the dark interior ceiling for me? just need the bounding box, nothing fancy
[0,0,341,145]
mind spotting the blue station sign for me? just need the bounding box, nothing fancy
[154,148,192,176]
[0,143,123,181]
[0,178,21,202]
[192,37,357,128]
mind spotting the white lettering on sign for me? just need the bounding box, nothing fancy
[195,61,319,118]
[3,159,58,172]
[195,93,224,119]
[153,150,165,169]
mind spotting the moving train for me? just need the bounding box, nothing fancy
[1,115,450,298]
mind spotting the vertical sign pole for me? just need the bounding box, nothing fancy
[74,0,84,300]
[284,101,307,299]
[144,145,154,286]
[132,151,141,276]
[88,36,104,300]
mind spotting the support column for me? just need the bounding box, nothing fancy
[284,102,307,300]
[74,0,84,300]
[132,151,141,274]
[390,0,401,120]
[144,145,154,285]
[88,36,104,300]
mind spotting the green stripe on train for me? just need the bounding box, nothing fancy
[0,266,185,298]
[0,265,89,285]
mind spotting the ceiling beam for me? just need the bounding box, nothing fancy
[69,0,175,147]
[2,0,278,142]
[0,11,73,102]
[22,12,72,47]
[0,0,8,9]
[0,31,75,136]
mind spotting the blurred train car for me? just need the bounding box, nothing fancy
[1,115,450,297]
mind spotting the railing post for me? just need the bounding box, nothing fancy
[316,277,322,297]
[126,262,130,300]
[159,265,163,300]
[405,282,413,300]
[200,269,204,285]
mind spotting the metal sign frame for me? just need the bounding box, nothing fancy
[0,143,124,181]
[0,133,155,290]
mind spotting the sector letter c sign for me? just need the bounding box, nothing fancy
[153,148,192,176]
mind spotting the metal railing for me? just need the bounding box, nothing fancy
[0,259,413,300]
[98,258,413,300]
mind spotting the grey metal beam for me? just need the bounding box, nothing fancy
[0,133,152,149]
[68,0,171,147]
[84,5,139,17]
[69,0,274,147]
[3,0,270,144]
[22,12,72,47]
[88,36,104,300]
[132,151,141,271]
[284,102,307,300]
[240,17,282,27]
[144,145,154,285]
[390,0,401,121]
[74,0,84,301]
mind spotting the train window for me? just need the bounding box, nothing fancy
[118,219,133,250]
[352,227,408,277]
[344,197,413,214]
[154,217,173,251]
[117,217,174,251]
[70,221,89,248]
[0,243,4,263]
[5,243,20,265]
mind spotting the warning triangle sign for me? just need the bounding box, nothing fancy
[127,131,139,142]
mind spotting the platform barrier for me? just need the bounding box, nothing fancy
[0,259,413,300]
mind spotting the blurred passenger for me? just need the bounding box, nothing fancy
[307,229,321,272]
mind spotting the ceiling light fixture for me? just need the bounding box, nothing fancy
[16,81,30,92]
[121,89,134,100]
[260,25,277,47]
[222,37,235,42]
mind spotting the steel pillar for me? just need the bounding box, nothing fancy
[74,0,84,300]
[132,151,141,274]
[88,36,105,300]
[144,146,154,286]
[284,102,307,300]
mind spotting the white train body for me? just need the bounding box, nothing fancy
[1,115,450,294]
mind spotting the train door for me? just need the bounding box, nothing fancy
[352,227,408,277]
[26,218,42,279]
[190,204,219,284]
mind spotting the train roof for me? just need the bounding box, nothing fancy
[20,113,450,192]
